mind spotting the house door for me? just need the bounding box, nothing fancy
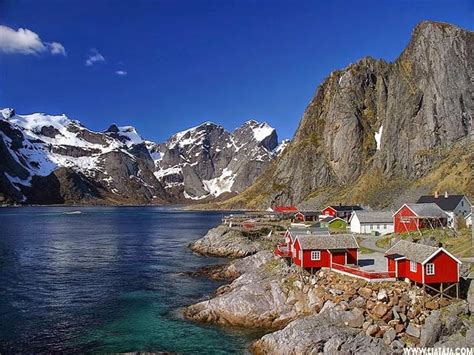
[332,251,346,265]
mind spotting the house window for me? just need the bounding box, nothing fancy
[370,224,373,230]
[426,263,435,275]
[383,224,387,229]
[410,260,417,272]
[311,251,321,260]
[461,201,464,207]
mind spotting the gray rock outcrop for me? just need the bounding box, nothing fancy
[189,225,266,257]
[252,308,392,354]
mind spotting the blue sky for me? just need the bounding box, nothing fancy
[1,0,473,143]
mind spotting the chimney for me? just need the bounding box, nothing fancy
[445,191,449,198]
[434,191,439,198]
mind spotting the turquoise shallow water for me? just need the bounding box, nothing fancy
[0,206,256,353]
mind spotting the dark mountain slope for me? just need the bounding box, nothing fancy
[222,21,473,209]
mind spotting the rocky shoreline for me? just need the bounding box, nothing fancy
[185,225,474,353]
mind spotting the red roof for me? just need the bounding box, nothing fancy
[273,205,299,213]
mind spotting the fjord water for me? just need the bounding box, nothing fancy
[0,207,252,353]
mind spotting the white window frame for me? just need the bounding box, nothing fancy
[410,260,417,272]
[426,263,435,275]
[311,250,321,261]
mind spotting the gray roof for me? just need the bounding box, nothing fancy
[404,203,449,218]
[417,195,469,212]
[289,226,329,233]
[296,234,358,250]
[329,205,364,212]
[291,228,330,238]
[385,240,438,264]
[352,210,393,223]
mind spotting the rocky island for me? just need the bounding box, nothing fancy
[185,224,474,353]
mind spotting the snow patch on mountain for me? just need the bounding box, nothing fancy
[375,125,383,150]
[202,168,236,197]
[250,121,275,142]
[153,166,182,180]
[273,139,290,155]
[116,126,144,146]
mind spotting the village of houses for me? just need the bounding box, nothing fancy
[223,192,473,300]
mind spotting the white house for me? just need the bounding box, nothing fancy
[349,210,394,235]
[466,212,472,228]
[417,192,472,227]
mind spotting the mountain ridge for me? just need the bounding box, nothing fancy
[0,108,287,205]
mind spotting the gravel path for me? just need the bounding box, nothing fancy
[358,235,388,253]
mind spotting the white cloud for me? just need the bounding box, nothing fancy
[85,49,105,66]
[0,25,66,56]
[47,42,67,56]
[115,70,127,76]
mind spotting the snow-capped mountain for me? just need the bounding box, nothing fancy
[150,120,288,201]
[0,108,287,205]
[0,108,169,204]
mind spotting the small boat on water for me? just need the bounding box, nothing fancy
[64,211,83,215]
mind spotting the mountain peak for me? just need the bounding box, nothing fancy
[105,124,144,146]
[0,108,15,119]
[414,20,463,33]
[404,20,470,57]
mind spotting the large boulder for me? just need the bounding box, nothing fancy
[184,255,295,329]
[189,225,264,257]
[252,309,392,354]
[468,280,474,314]
[420,311,442,347]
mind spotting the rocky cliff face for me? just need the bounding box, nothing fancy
[150,120,288,201]
[0,109,286,205]
[224,21,473,209]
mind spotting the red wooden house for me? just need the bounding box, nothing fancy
[293,211,318,222]
[292,234,359,272]
[385,240,461,285]
[273,205,299,214]
[275,226,329,257]
[321,205,363,220]
[393,203,449,234]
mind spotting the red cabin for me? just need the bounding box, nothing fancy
[293,211,318,222]
[385,240,461,284]
[273,205,299,213]
[274,226,330,258]
[321,205,363,220]
[393,203,449,234]
[292,234,359,272]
